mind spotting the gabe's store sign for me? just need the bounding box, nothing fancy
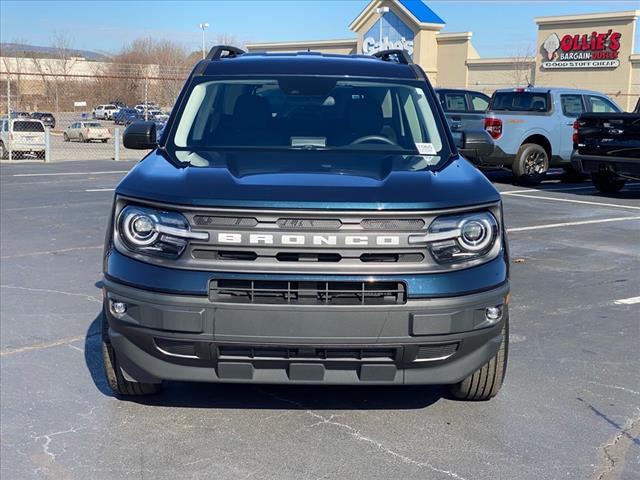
[541,30,622,69]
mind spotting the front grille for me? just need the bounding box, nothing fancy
[210,279,406,305]
[218,345,397,361]
[361,218,425,230]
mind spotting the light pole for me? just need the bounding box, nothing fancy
[375,6,389,49]
[199,22,210,59]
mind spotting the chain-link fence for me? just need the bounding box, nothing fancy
[1,61,639,162]
[1,62,190,161]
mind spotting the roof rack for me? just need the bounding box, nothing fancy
[372,49,413,65]
[206,45,246,60]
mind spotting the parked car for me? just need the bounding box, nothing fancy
[634,98,640,113]
[134,103,159,113]
[10,111,31,119]
[30,112,56,129]
[482,87,622,185]
[0,118,46,159]
[103,46,507,401]
[571,112,640,193]
[436,88,493,163]
[124,112,145,125]
[114,108,138,125]
[64,121,111,143]
[93,104,119,120]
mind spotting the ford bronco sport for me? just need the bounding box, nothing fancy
[102,46,509,400]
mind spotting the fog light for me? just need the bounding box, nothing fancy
[485,305,503,322]
[111,301,127,316]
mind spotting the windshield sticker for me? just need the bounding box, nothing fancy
[415,143,437,155]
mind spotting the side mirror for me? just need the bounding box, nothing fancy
[458,130,494,159]
[123,121,157,149]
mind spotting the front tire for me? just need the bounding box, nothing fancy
[592,172,626,194]
[101,309,160,396]
[513,143,548,186]
[0,141,7,159]
[449,319,508,401]
[63,133,69,142]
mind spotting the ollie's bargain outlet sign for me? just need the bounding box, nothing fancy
[541,29,622,69]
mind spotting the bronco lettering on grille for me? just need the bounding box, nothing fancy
[216,233,401,246]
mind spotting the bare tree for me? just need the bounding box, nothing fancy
[29,32,79,112]
[508,45,536,88]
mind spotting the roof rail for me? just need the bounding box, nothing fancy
[372,49,413,65]
[206,45,245,60]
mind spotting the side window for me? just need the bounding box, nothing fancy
[469,93,489,112]
[586,95,620,113]
[442,93,467,112]
[561,94,585,117]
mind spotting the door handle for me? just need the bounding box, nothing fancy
[565,122,574,126]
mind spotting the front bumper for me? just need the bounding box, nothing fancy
[103,273,509,385]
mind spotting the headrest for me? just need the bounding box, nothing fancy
[232,94,271,131]
[346,99,383,136]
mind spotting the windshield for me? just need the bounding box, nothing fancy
[85,122,103,127]
[172,77,446,158]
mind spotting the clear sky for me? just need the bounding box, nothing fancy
[1,0,639,57]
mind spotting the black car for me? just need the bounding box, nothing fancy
[104,46,506,400]
[30,112,56,129]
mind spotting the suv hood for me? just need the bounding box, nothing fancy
[116,150,500,210]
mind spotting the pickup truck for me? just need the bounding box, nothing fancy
[436,88,494,163]
[482,87,623,185]
[571,112,640,193]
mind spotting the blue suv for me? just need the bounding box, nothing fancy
[103,46,509,400]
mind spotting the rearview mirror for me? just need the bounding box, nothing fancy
[123,121,157,149]
[458,130,494,158]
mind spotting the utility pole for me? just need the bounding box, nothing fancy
[199,22,210,59]
[375,6,389,49]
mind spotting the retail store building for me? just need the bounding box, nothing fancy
[246,1,640,110]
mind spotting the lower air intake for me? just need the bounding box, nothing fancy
[415,343,459,361]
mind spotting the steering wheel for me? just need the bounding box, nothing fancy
[351,135,396,146]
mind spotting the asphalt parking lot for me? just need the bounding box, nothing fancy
[1,159,638,480]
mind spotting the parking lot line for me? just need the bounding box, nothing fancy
[85,188,115,192]
[503,192,640,211]
[507,216,640,233]
[614,296,640,305]
[11,170,128,177]
[501,183,640,195]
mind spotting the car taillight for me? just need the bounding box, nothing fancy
[484,117,502,140]
[572,120,580,145]
[86,128,90,134]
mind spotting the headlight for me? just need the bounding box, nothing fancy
[116,205,208,258]
[410,211,500,265]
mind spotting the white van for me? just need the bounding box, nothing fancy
[0,118,46,159]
